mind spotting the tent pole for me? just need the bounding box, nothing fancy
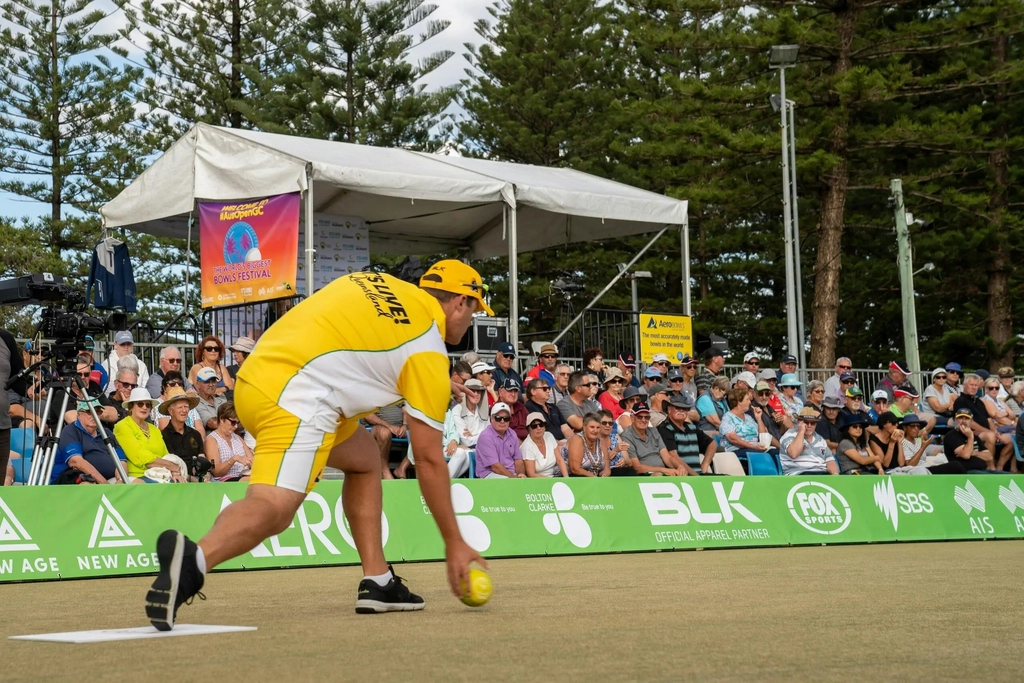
[552,226,669,347]
[507,203,519,356]
[680,220,691,316]
[304,170,315,292]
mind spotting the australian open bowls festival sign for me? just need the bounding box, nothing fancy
[199,192,300,308]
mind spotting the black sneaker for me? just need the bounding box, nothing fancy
[355,565,425,614]
[146,530,205,631]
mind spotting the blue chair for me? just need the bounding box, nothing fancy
[746,449,782,476]
[9,427,35,484]
[467,450,476,479]
[1013,438,1023,464]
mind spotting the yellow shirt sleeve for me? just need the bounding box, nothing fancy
[397,350,452,431]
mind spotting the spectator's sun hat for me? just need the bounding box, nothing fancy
[538,343,558,357]
[845,386,864,398]
[644,367,662,379]
[618,386,643,408]
[743,351,760,363]
[703,347,725,360]
[497,341,516,357]
[779,373,802,387]
[796,406,820,422]
[159,387,200,413]
[954,407,973,419]
[755,380,772,392]
[668,392,696,410]
[196,367,219,383]
[998,366,1014,379]
[839,371,856,383]
[976,369,990,380]
[603,367,625,384]
[470,361,495,375]
[871,389,889,402]
[931,367,947,379]
[780,354,798,365]
[666,369,684,382]
[77,397,102,412]
[419,260,494,315]
[632,401,651,415]
[839,411,870,429]
[122,387,160,410]
[114,330,133,345]
[944,362,962,372]
[617,351,636,367]
[732,371,757,388]
[822,395,843,409]
[647,383,670,397]
[490,402,511,417]
[526,411,546,426]
[901,414,925,427]
[652,353,670,364]
[463,378,485,391]
[500,377,521,392]
[678,353,697,366]
[228,336,255,354]
[889,359,911,375]
[893,384,919,399]
[758,369,778,381]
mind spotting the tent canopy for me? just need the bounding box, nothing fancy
[101,124,688,259]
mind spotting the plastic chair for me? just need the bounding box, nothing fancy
[746,449,782,476]
[9,427,35,484]
[467,450,476,479]
[1013,438,1023,464]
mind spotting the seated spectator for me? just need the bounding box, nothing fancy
[599,409,633,474]
[444,378,489,477]
[619,402,692,476]
[665,368,685,395]
[1006,380,1024,417]
[599,367,629,417]
[205,402,253,482]
[752,380,787,447]
[49,357,118,427]
[640,367,663,396]
[521,412,568,478]
[364,401,406,480]
[551,363,572,405]
[944,408,995,471]
[758,369,784,410]
[194,367,228,431]
[874,359,910,402]
[731,371,757,393]
[557,371,602,433]
[804,380,825,414]
[890,384,936,432]
[840,386,867,423]
[474,402,524,478]
[616,351,640,389]
[696,347,725,394]
[471,360,498,406]
[777,354,799,387]
[650,353,672,377]
[491,341,523,389]
[719,387,768,459]
[113,388,186,482]
[823,357,853,401]
[187,335,233,395]
[152,371,206,438]
[996,366,1015,400]
[944,362,963,395]
[869,413,930,475]
[954,373,1012,470]
[779,407,838,475]
[696,376,730,433]
[615,386,643,431]
[742,351,761,377]
[923,368,956,419]
[51,398,128,485]
[525,343,559,386]
[816,395,843,452]
[900,414,965,474]
[981,377,1016,431]
[226,336,255,391]
[646,383,671,428]
[103,330,150,394]
[835,412,883,475]
[497,378,528,440]
[868,390,889,422]
[159,389,206,480]
[566,412,609,477]
[659,392,716,474]
[147,345,191,398]
[524,377,571,443]
[582,346,606,385]
[677,355,699,399]
[836,372,858,401]
[107,368,138,423]
[777,373,804,417]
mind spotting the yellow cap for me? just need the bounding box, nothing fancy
[419,260,494,316]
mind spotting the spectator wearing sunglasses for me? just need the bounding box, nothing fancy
[922,368,956,419]
[823,357,853,402]
[147,345,191,398]
[649,353,672,378]
[524,378,571,443]
[741,351,761,377]
[194,367,228,431]
[752,380,786,447]
[52,357,118,427]
[557,371,602,433]
[474,402,524,478]
[152,371,206,437]
[521,412,568,478]
[598,367,629,418]
[497,378,528,440]
[205,402,253,482]
[525,343,559,387]
[188,335,233,396]
[551,363,573,405]
[108,369,139,422]
[491,342,524,392]
[868,390,889,422]
[620,402,693,476]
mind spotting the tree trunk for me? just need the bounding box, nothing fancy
[49,2,61,256]
[986,32,1011,370]
[808,7,856,370]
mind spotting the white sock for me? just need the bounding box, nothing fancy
[195,546,207,575]
[364,570,393,587]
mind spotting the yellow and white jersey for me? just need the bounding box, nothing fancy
[237,272,451,433]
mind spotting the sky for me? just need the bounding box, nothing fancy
[0,0,494,220]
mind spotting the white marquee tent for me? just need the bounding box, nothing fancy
[101,123,690,350]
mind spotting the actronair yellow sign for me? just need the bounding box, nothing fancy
[639,313,693,363]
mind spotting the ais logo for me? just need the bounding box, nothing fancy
[787,482,851,535]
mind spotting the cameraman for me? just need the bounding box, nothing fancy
[47,356,118,429]
[0,328,26,485]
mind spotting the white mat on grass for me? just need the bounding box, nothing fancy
[10,624,257,643]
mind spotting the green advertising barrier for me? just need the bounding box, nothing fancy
[0,475,1022,582]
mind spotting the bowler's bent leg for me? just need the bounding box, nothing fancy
[327,427,388,576]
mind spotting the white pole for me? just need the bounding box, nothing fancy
[788,101,806,370]
[304,170,315,293]
[680,221,691,316]
[508,204,519,356]
[778,67,798,360]
[631,275,640,361]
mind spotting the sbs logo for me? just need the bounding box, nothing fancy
[872,478,933,532]
[542,483,592,549]
[787,482,851,535]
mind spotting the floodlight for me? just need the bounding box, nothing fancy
[768,45,799,67]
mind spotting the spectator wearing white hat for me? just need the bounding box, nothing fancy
[521,412,568,478]
[194,367,227,431]
[103,330,149,394]
[599,367,629,418]
[868,390,889,422]
[471,360,498,407]
[113,388,185,482]
[742,351,761,376]
[226,336,255,386]
[474,402,524,478]
[159,388,205,479]
[649,353,671,377]
[922,368,956,419]
[732,371,757,393]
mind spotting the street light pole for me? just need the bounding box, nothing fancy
[787,100,806,372]
[891,179,922,387]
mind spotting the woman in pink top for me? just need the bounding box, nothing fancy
[598,367,627,419]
